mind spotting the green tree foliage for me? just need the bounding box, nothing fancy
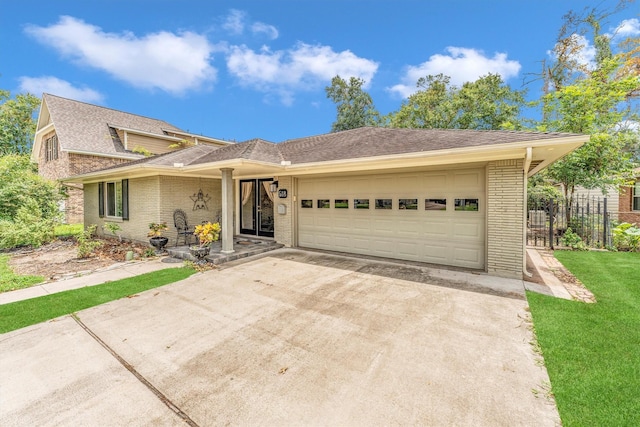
[0,90,41,154]
[535,1,640,202]
[541,57,639,207]
[386,73,526,130]
[0,155,65,248]
[325,75,379,132]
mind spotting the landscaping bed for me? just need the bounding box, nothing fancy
[6,238,153,283]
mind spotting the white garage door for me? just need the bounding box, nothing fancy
[297,169,485,269]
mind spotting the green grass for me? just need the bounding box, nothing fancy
[54,223,83,238]
[0,267,195,333]
[0,254,44,292]
[527,250,640,426]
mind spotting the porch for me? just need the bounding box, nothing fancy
[166,236,283,265]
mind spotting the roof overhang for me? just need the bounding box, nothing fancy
[63,134,587,184]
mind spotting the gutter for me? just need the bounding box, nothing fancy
[523,147,533,278]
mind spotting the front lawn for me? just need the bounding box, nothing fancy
[527,251,640,426]
[0,254,43,292]
[0,267,196,333]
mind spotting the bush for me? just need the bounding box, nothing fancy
[612,223,640,252]
[77,224,102,258]
[0,155,64,222]
[0,199,56,249]
[561,227,588,250]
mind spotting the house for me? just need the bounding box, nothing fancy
[618,168,640,224]
[31,94,232,223]
[65,127,588,279]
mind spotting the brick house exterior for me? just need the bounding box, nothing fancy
[67,127,588,279]
[31,94,231,223]
[618,171,640,224]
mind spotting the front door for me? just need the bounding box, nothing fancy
[240,178,274,237]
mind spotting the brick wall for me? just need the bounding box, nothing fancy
[274,176,294,246]
[85,176,223,246]
[37,130,134,223]
[487,159,525,278]
[618,185,640,224]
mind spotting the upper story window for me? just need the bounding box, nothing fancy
[45,135,59,162]
[633,181,640,211]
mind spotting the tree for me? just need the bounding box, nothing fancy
[0,90,41,154]
[325,75,379,132]
[532,2,640,214]
[386,73,526,130]
[0,154,65,248]
[540,57,640,217]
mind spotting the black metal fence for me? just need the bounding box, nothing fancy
[527,195,613,249]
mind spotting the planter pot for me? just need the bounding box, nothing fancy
[189,246,209,259]
[149,236,169,252]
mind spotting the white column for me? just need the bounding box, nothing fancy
[220,168,234,254]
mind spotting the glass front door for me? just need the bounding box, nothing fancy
[240,178,274,237]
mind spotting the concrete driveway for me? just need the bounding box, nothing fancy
[0,249,559,426]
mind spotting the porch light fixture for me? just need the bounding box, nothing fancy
[269,181,279,192]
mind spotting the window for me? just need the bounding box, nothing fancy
[317,199,330,208]
[455,198,479,211]
[301,199,313,208]
[354,199,369,209]
[425,199,447,211]
[398,199,418,210]
[45,135,58,162]
[375,199,392,209]
[99,180,129,220]
[106,181,123,217]
[634,181,640,211]
[334,199,349,208]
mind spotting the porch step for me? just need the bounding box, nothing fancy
[166,240,284,265]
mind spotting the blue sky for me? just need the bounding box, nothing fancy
[1,0,638,142]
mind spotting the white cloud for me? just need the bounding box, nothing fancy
[611,18,640,39]
[227,42,378,104]
[223,9,246,35]
[18,76,104,103]
[251,22,278,40]
[24,16,216,95]
[389,47,521,98]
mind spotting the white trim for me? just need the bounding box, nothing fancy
[65,149,141,160]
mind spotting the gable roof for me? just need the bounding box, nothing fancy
[32,93,185,161]
[66,126,589,183]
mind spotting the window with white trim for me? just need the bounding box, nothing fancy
[633,181,640,211]
[45,135,58,162]
[106,181,123,217]
[99,180,129,220]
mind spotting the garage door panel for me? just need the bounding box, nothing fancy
[453,247,483,267]
[453,220,484,239]
[423,219,451,237]
[297,168,485,269]
[454,171,483,189]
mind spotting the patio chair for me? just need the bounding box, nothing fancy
[173,209,194,246]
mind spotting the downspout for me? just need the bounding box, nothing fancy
[523,147,533,278]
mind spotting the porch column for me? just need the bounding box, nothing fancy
[220,168,234,254]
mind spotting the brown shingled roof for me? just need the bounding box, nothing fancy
[43,93,185,157]
[278,127,581,164]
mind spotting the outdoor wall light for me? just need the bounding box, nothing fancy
[269,181,279,192]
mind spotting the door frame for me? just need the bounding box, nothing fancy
[239,178,274,238]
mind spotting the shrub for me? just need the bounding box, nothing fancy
[77,224,102,258]
[561,227,588,250]
[0,199,56,249]
[612,223,640,252]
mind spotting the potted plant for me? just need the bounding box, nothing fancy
[190,221,221,259]
[148,222,169,252]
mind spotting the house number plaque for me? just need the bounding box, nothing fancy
[278,189,288,199]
